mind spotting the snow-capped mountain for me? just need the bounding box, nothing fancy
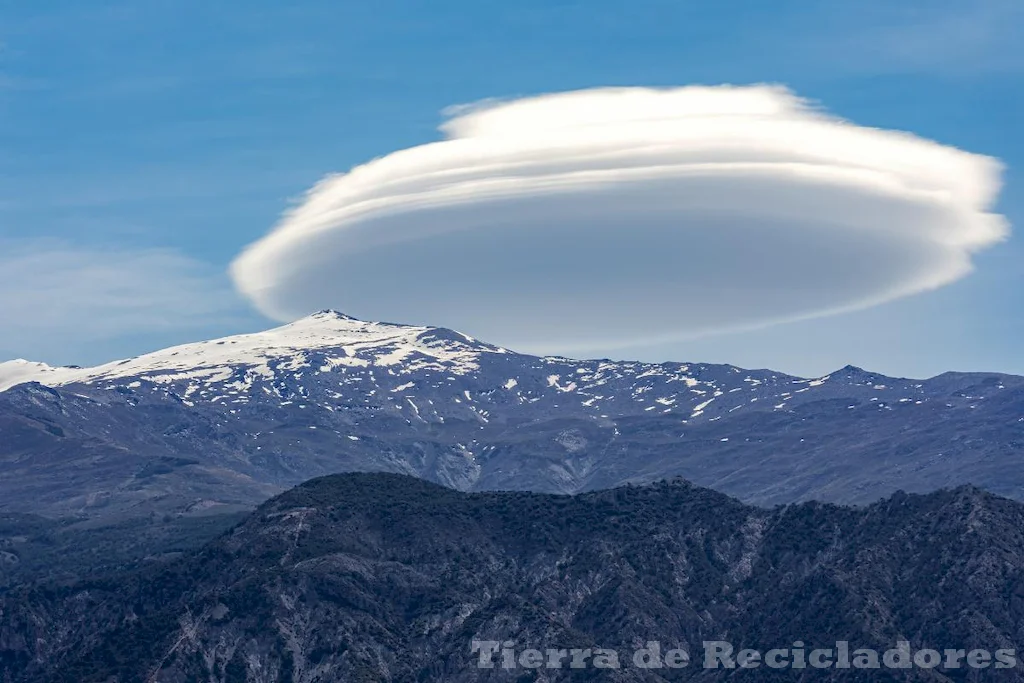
[2,311,1023,521]
[0,312,501,393]
[0,310,958,419]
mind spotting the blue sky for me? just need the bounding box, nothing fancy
[1,0,1022,377]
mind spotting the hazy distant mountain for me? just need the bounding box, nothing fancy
[2,473,1022,682]
[2,310,1023,528]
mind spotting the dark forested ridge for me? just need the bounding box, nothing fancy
[2,473,1022,682]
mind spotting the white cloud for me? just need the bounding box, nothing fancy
[230,85,1008,354]
[0,241,251,362]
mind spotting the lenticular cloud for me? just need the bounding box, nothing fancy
[230,85,1008,352]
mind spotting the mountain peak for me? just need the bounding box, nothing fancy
[834,364,874,378]
[0,312,502,393]
[307,309,363,322]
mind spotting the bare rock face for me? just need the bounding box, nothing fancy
[2,473,1023,682]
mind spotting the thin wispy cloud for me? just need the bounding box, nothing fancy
[0,241,253,363]
[814,0,1024,75]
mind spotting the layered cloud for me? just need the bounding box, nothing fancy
[230,85,1008,353]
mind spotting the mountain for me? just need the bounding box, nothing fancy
[2,310,1023,528]
[2,473,1022,682]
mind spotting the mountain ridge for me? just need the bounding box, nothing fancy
[3,311,1010,394]
[3,472,1023,682]
[1,310,1022,526]
[0,310,511,393]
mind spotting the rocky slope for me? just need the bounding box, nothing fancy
[1,473,1022,682]
[2,311,1022,527]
